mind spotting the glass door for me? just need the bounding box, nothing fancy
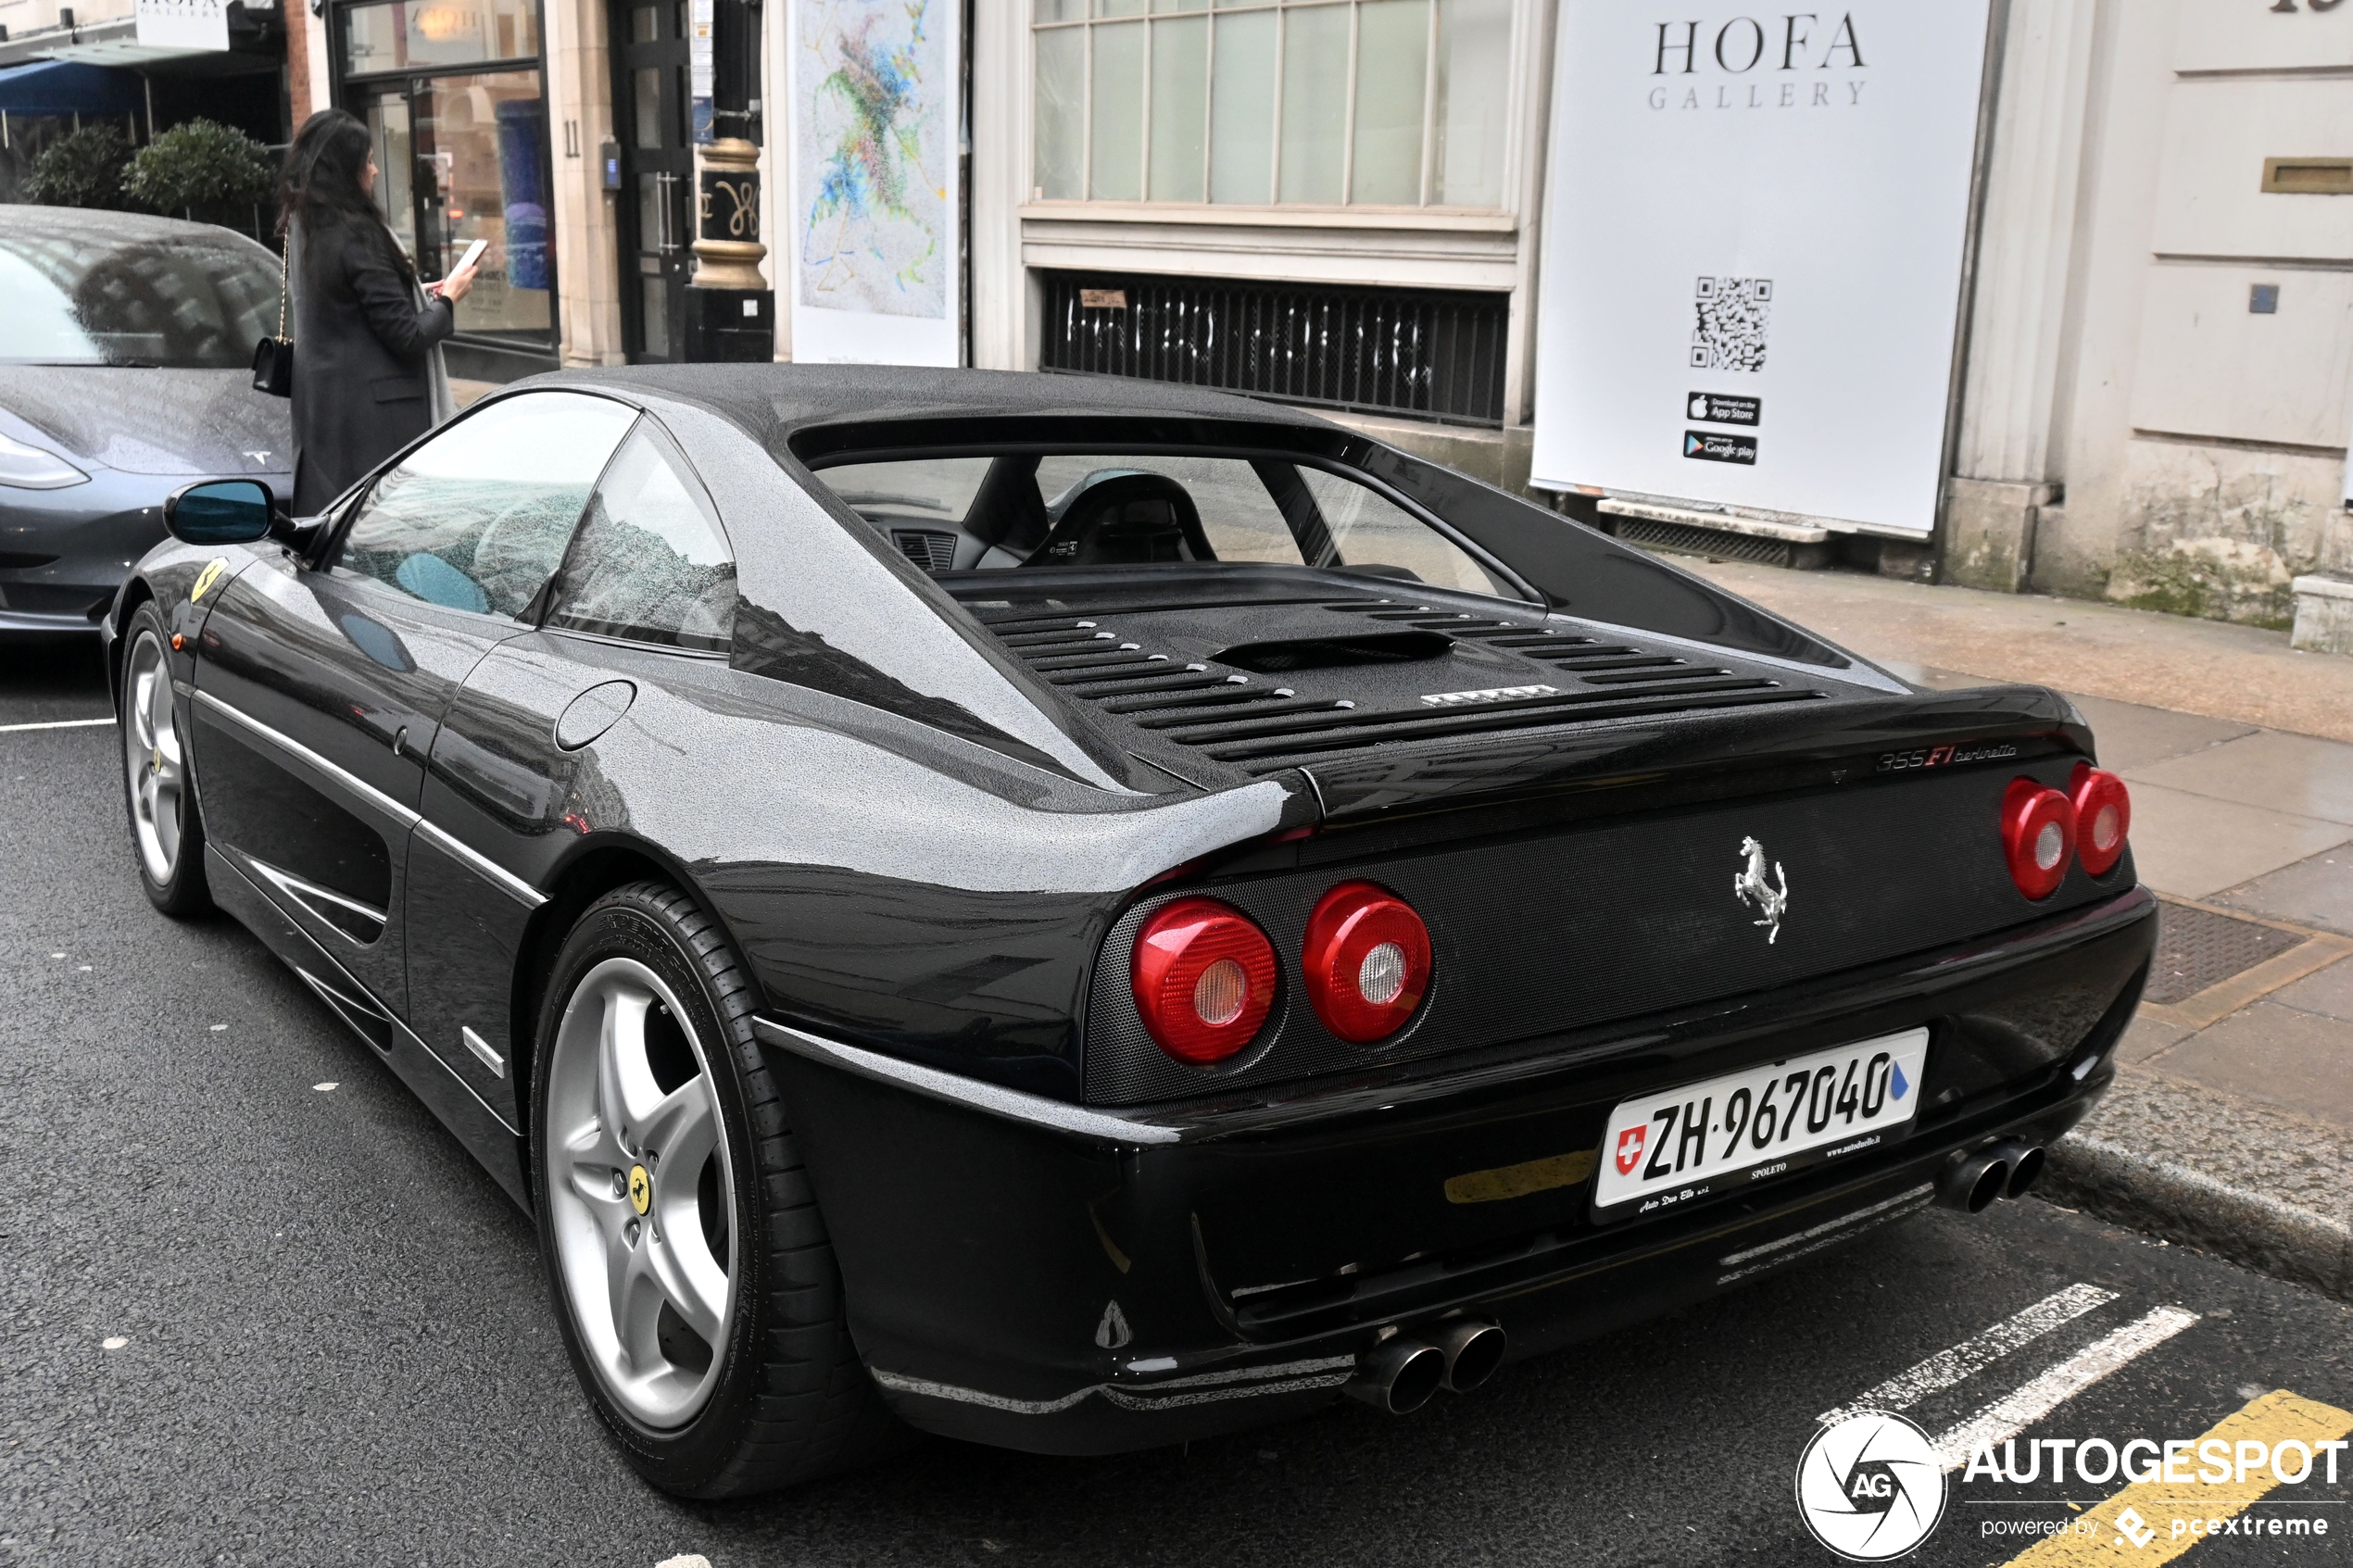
[613,0,694,362]
[334,0,560,371]
[363,90,418,264]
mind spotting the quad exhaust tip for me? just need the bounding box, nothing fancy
[1936,1140,2045,1213]
[1345,1318,1506,1413]
[1431,1317,1507,1393]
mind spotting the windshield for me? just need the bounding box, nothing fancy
[810,451,1518,599]
[0,228,281,370]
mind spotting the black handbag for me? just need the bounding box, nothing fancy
[252,243,293,397]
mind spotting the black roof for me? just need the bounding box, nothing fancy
[526,363,1336,450]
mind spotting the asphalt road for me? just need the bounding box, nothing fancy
[5,643,2351,1568]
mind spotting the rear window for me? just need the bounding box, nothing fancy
[0,227,281,370]
[807,450,1516,599]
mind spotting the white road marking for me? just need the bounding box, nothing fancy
[0,717,112,734]
[1931,1305,2201,1471]
[1816,1282,2120,1425]
[313,1082,337,1092]
[102,1336,127,1349]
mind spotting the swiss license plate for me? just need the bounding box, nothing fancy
[1592,1028,1929,1221]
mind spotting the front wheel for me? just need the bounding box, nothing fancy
[118,603,211,916]
[532,881,898,1497]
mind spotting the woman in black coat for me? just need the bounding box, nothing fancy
[280,109,479,514]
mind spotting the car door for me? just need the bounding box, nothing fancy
[192,390,640,1031]
[409,413,739,1120]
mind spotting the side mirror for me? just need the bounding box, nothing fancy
[164,479,275,546]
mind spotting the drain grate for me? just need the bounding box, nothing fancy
[2144,901,2302,1006]
[1613,516,1830,570]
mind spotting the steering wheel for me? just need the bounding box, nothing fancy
[1020,470,1216,569]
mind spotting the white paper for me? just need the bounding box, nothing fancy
[784,0,961,366]
[1530,2,1992,536]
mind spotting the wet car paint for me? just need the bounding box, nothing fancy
[98,368,2155,1459]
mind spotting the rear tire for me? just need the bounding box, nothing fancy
[118,602,212,917]
[531,880,900,1497]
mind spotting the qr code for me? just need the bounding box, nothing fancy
[1692,276,1772,372]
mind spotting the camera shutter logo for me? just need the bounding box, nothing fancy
[1794,1410,1947,1561]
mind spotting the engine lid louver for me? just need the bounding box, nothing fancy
[978,596,1827,776]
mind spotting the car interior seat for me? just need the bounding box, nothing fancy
[1021,470,1216,568]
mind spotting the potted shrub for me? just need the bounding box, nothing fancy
[122,119,278,239]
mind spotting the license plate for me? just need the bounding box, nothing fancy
[1592,1028,1929,1221]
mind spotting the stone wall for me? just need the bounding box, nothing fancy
[2107,439,2349,629]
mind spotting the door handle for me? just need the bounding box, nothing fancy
[656,172,678,255]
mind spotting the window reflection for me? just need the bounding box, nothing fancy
[412,69,553,338]
[343,0,541,72]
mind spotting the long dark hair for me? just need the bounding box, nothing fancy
[278,108,410,274]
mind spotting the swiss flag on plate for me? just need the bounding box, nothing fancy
[1615,1124,1649,1176]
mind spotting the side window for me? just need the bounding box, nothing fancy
[336,391,638,618]
[543,422,737,651]
[1299,468,1514,597]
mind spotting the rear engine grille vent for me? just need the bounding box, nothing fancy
[980,602,1825,772]
[890,529,958,574]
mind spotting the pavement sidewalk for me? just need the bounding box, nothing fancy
[1690,559,2353,1298]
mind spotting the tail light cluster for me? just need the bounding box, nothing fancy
[1130,881,1432,1066]
[2000,765,2132,899]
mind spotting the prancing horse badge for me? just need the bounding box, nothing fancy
[1734,836,1789,943]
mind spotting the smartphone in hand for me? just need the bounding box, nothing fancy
[452,238,488,275]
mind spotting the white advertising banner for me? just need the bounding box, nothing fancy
[784,0,961,367]
[1530,2,1992,536]
[134,0,230,52]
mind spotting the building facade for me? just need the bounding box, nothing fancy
[1950,0,2353,631]
[279,0,2352,631]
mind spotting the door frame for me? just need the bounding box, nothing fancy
[325,0,566,374]
[607,0,697,363]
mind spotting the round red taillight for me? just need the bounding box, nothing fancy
[2000,778,2078,900]
[1301,881,1433,1043]
[1130,898,1277,1064]
[2070,763,2131,877]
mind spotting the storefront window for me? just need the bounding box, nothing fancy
[1032,0,1511,208]
[412,70,553,337]
[344,0,541,73]
[338,0,556,366]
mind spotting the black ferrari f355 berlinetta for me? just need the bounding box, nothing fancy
[106,367,2154,1497]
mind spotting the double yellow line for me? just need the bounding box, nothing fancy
[2001,1391,2353,1565]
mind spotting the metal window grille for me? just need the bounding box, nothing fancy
[1038,271,1508,428]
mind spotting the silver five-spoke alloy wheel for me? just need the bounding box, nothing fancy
[123,629,185,884]
[546,957,736,1429]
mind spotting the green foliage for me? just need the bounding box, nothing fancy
[21,123,134,209]
[122,119,277,219]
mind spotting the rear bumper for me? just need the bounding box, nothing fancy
[759,884,2156,1456]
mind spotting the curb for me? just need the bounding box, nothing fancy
[2042,1134,2353,1304]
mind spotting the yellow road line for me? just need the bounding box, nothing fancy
[2001,1390,2353,1566]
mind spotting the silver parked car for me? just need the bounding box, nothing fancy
[0,206,292,636]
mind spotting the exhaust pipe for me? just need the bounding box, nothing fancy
[1935,1147,2012,1214]
[1343,1336,1447,1414]
[1429,1318,1507,1393]
[1998,1141,2046,1199]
